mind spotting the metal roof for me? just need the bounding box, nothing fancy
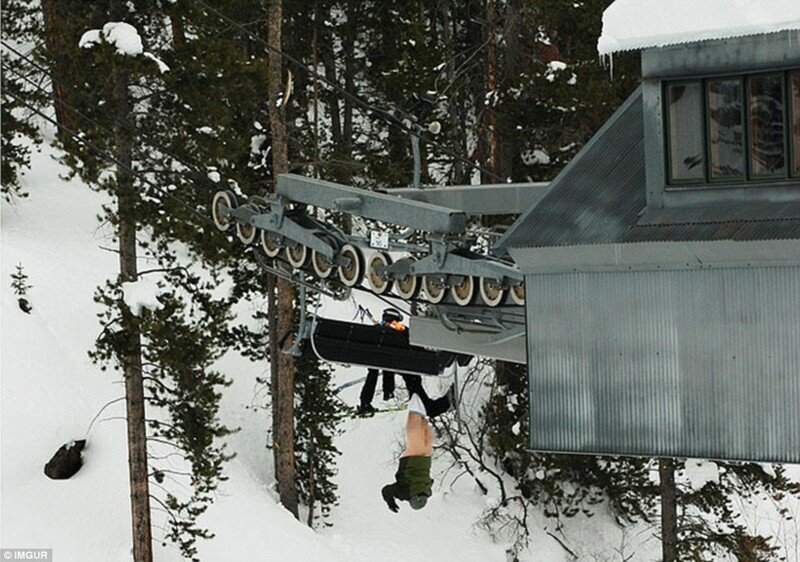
[498,87,800,251]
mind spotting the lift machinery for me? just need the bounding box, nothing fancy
[211,173,549,367]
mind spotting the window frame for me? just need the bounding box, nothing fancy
[663,68,800,190]
[745,72,788,181]
[663,80,707,186]
[705,75,746,185]
[790,70,800,179]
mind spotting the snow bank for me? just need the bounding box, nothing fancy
[683,460,720,491]
[598,0,800,55]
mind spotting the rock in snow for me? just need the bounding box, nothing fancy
[44,439,86,480]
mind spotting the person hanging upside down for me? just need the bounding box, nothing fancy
[381,375,455,512]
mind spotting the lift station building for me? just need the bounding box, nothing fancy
[486,1,800,463]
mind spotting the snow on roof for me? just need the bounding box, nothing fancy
[597,0,800,55]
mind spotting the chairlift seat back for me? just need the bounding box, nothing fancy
[312,318,453,376]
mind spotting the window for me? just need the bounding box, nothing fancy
[708,78,744,180]
[666,83,704,181]
[748,73,785,177]
[664,69,800,187]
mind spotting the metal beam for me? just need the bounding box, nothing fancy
[409,316,527,364]
[276,174,467,234]
[509,239,800,275]
[402,252,523,282]
[383,182,550,215]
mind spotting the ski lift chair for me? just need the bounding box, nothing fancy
[311,317,464,376]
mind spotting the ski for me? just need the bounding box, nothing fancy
[345,404,408,419]
[335,376,368,394]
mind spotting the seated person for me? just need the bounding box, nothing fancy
[356,308,405,416]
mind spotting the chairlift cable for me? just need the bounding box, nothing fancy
[187,0,505,182]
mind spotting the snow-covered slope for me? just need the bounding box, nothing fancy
[0,140,570,562]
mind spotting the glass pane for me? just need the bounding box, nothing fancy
[792,72,800,176]
[666,83,704,182]
[748,74,785,177]
[708,78,745,179]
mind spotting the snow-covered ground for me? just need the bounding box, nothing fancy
[0,139,558,562]
[2,138,797,561]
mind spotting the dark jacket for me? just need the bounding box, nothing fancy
[381,456,432,512]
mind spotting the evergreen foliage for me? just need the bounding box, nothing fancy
[1,0,43,200]
[90,262,236,560]
[670,460,800,560]
[10,263,33,314]
[294,329,347,526]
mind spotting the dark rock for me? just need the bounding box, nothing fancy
[18,298,32,314]
[44,439,86,479]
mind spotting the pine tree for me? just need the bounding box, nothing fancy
[21,2,237,558]
[1,0,43,200]
[663,459,799,560]
[293,306,347,526]
[10,263,33,314]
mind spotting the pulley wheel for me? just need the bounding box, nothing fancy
[395,274,420,300]
[338,244,365,287]
[479,278,506,308]
[312,249,335,279]
[451,276,477,307]
[423,276,447,304]
[212,190,238,231]
[509,281,525,306]
[285,243,310,269]
[235,204,258,245]
[367,252,393,295]
[260,230,282,257]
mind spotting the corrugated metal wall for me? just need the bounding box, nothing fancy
[526,266,800,462]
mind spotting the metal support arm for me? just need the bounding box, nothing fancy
[277,174,467,234]
[248,200,337,260]
[383,182,550,215]
[382,238,523,283]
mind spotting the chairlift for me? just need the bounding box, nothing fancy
[310,316,459,377]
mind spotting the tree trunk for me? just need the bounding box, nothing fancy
[41,0,77,142]
[497,0,521,180]
[440,0,466,184]
[113,42,154,562]
[485,0,499,177]
[267,0,299,519]
[170,12,187,48]
[312,5,320,177]
[659,457,679,562]
[306,435,316,527]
